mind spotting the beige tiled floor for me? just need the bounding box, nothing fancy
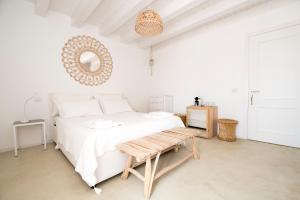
[0,138,299,200]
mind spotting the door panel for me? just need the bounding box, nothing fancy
[248,24,300,148]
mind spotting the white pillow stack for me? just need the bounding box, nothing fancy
[51,93,133,118]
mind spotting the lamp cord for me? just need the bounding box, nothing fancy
[149,46,153,76]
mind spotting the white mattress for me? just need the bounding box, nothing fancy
[55,111,184,186]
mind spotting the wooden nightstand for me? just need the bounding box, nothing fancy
[186,106,218,138]
[13,119,46,156]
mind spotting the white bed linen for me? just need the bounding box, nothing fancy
[83,119,124,129]
[55,111,184,186]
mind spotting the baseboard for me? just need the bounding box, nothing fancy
[0,140,53,153]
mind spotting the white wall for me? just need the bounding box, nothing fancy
[0,0,150,151]
[150,0,300,138]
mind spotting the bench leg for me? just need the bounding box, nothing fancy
[121,155,133,180]
[144,157,152,200]
[192,137,199,159]
[148,152,161,197]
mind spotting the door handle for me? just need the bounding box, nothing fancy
[250,90,260,105]
[250,90,260,93]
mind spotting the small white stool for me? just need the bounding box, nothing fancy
[13,119,46,156]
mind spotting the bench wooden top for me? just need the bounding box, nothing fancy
[116,127,197,161]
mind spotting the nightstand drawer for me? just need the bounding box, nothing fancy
[188,110,207,121]
[187,119,207,128]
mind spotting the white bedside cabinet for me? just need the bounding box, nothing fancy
[13,119,46,156]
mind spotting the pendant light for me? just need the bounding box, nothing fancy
[135,10,163,37]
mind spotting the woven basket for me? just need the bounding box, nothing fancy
[217,119,238,142]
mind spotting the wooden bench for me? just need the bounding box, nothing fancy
[116,127,199,200]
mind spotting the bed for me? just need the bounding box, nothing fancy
[50,93,184,187]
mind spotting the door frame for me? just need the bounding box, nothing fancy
[245,20,300,139]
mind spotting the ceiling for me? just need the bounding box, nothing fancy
[28,0,269,48]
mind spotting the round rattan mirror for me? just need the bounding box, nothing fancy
[61,35,113,86]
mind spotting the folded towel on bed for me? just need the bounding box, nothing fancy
[145,112,174,119]
[83,119,124,129]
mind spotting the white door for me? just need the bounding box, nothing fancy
[248,24,300,148]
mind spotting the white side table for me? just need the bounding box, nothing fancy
[13,119,46,156]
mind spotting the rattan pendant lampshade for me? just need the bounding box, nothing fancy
[135,10,163,37]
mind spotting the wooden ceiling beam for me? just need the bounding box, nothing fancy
[162,0,210,23]
[120,0,210,43]
[35,0,51,17]
[139,0,267,47]
[99,0,156,36]
[71,0,104,28]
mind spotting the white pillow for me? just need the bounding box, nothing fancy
[100,99,132,114]
[95,93,123,101]
[51,94,94,116]
[58,99,103,118]
[95,93,123,112]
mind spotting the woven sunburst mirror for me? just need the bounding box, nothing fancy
[61,35,113,86]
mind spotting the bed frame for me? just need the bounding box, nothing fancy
[49,93,129,186]
[58,140,128,185]
[48,93,182,187]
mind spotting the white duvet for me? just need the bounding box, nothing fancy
[55,111,184,186]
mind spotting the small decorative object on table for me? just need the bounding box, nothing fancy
[194,97,200,106]
[194,96,204,106]
[174,113,186,126]
[217,119,238,142]
[13,119,46,156]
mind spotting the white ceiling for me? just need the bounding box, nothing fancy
[29,0,270,47]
